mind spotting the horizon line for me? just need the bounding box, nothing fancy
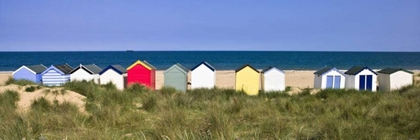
[1,50,420,53]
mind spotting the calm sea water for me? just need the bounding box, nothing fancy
[0,51,419,71]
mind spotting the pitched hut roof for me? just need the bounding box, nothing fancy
[54,64,73,74]
[26,64,47,74]
[377,68,413,74]
[235,64,259,73]
[314,67,345,76]
[127,60,155,70]
[262,66,284,74]
[165,63,188,74]
[191,61,215,71]
[344,66,377,75]
[70,64,102,74]
[99,65,127,75]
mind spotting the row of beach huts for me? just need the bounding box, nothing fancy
[12,60,414,95]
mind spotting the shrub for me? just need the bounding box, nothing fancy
[298,88,312,96]
[25,86,36,92]
[0,90,20,110]
[259,90,290,99]
[142,96,157,111]
[101,82,117,90]
[160,86,178,96]
[5,77,36,86]
[64,80,99,98]
[285,86,292,92]
[398,85,414,93]
[31,97,52,112]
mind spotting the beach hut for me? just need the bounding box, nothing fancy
[344,66,377,91]
[164,63,188,92]
[313,67,346,89]
[41,64,73,86]
[127,60,156,89]
[191,61,215,89]
[261,66,285,91]
[12,64,47,84]
[70,64,102,83]
[99,65,127,90]
[235,64,260,95]
[377,68,413,92]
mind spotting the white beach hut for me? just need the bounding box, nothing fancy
[99,65,127,90]
[344,66,377,91]
[313,67,346,89]
[261,66,285,91]
[70,64,102,83]
[377,68,413,92]
[190,61,215,89]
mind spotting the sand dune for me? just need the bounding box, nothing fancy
[0,84,86,113]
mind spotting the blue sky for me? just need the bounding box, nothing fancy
[0,0,419,51]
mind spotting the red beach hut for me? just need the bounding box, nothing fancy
[127,60,156,89]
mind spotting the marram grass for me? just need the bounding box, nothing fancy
[0,80,419,139]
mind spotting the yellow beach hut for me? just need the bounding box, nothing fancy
[235,64,260,95]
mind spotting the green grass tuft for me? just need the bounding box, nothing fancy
[25,86,37,92]
[0,90,20,110]
[5,77,36,86]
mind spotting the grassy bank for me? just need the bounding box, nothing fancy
[0,80,419,139]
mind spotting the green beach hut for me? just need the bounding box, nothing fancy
[164,63,189,92]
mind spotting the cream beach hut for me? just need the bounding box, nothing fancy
[99,65,127,90]
[261,66,285,91]
[70,64,102,83]
[314,67,346,89]
[377,68,413,92]
[190,61,215,89]
[235,64,260,95]
[344,66,377,91]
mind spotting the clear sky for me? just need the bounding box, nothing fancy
[0,0,419,51]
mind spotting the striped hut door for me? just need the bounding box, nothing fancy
[326,76,333,88]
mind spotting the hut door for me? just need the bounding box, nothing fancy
[359,75,366,90]
[326,76,333,88]
[366,75,372,91]
[333,76,341,89]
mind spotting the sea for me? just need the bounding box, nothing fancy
[0,51,419,71]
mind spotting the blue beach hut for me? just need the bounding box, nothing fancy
[41,64,74,86]
[12,64,47,84]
